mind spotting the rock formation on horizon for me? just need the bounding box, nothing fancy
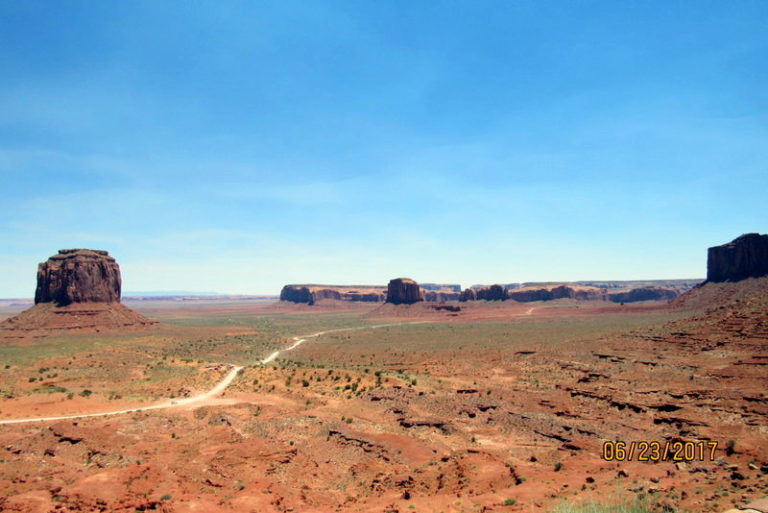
[707,233,768,283]
[386,278,423,304]
[280,285,315,304]
[280,285,386,305]
[1,249,155,335]
[35,249,122,305]
[608,286,678,303]
[459,288,477,302]
[507,284,606,302]
[476,284,508,301]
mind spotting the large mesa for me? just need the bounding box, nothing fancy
[707,233,768,283]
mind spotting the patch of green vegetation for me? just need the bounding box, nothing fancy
[144,364,196,383]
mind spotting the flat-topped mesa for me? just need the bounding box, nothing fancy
[707,233,768,283]
[35,249,121,306]
[280,285,314,304]
[386,278,424,305]
[280,284,386,305]
[506,284,606,302]
[608,287,678,303]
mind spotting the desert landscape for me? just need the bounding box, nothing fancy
[2,3,766,512]
[0,235,766,513]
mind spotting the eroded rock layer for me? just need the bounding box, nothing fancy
[35,249,121,306]
[386,278,423,304]
[707,233,768,283]
[1,249,156,335]
[280,285,387,305]
[608,286,678,303]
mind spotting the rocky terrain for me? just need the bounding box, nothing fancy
[0,235,766,512]
[0,249,155,337]
[707,233,768,283]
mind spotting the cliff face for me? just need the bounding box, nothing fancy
[2,248,155,334]
[386,278,424,304]
[35,249,121,306]
[280,285,314,304]
[608,287,678,303]
[707,233,768,283]
[506,285,606,302]
[476,285,508,301]
[280,285,386,304]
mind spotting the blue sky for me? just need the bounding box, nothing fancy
[1,1,766,296]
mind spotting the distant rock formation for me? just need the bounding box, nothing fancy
[280,285,386,305]
[476,284,508,301]
[459,288,477,302]
[608,287,678,303]
[507,285,606,302]
[386,278,423,304]
[35,249,121,305]
[707,233,768,283]
[280,285,315,304]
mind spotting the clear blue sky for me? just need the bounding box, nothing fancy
[1,1,766,296]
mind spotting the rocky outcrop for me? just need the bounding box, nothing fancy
[459,288,477,302]
[280,285,314,304]
[2,249,155,335]
[507,285,606,302]
[608,287,678,303]
[280,285,386,304]
[35,249,122,306]
[308,288,343,302]
[476,284,508,301]
[707,233,768,283]
[386,278,423,304]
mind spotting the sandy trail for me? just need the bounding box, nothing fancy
[0,320,433,425]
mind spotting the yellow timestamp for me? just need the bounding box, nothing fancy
[602,440,719,462]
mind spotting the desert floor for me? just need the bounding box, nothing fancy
[1,282,767,512]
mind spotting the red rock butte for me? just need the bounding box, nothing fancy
[1,249,155,337]
[35,249,121,305]
[386,278,424,304]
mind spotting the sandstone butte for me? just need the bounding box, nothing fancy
[0,249,155,335]
[386,278,424,304]
[707,233,768,283]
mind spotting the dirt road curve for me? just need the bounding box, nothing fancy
[0,320,435,425]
